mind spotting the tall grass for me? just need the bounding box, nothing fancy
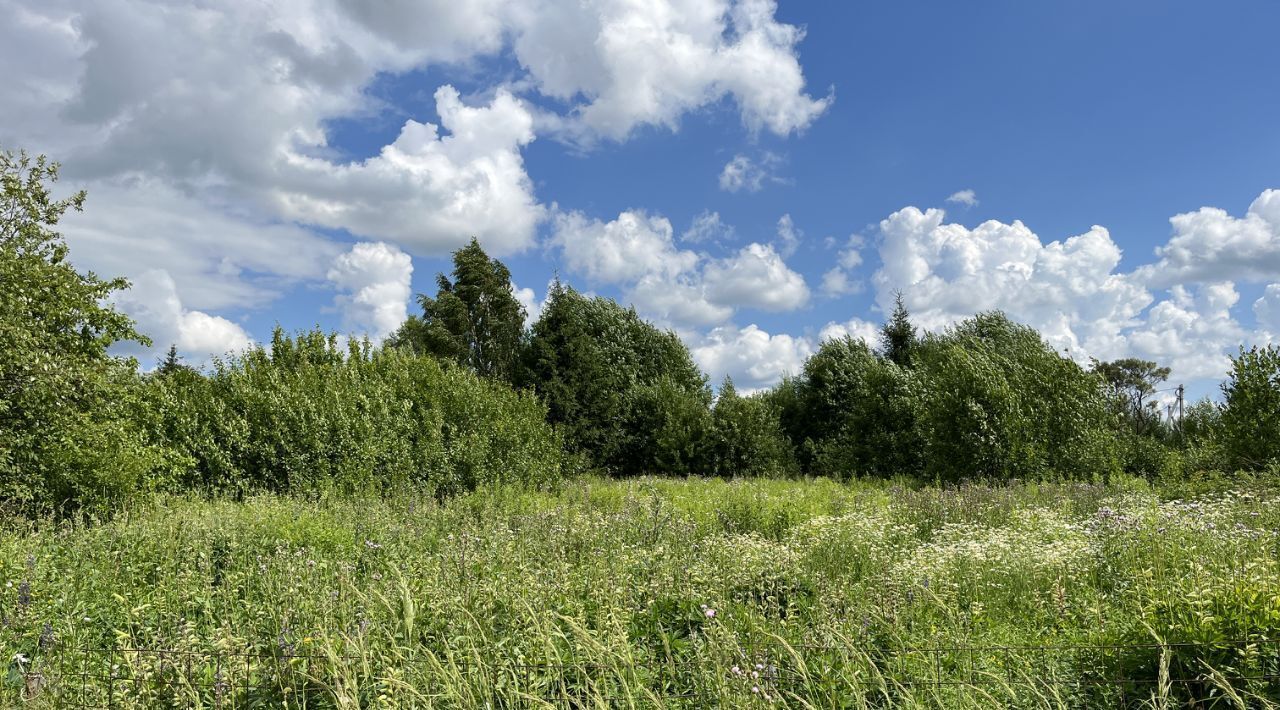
[3,476,1279,707]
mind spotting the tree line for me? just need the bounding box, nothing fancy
[4,149,1280,514]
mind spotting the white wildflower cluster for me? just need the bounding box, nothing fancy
[788,509,917,580]
[890,508,1095,598]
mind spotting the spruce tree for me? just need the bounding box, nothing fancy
[879,291,917,367]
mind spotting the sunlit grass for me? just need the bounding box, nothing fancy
[3,475,1279,707]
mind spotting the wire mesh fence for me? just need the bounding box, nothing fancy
[13,637,1280,707]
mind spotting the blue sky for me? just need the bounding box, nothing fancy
[3,0,1278,397]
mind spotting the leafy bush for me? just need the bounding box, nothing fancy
[707,378,796,478]
[1114,431,1180,478]
[1218,345,1280,470]
[522,282,708,474]
[0,150,168,514]
[913,313,1118,481]
[147,329,562,497]
[788,336,922,478]
[618,376,714,476]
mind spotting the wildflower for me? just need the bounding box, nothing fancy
[364,540,382,550]
[731,665,741,675]
[704,607,716,619]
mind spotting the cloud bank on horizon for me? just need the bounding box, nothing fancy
[2,0,1277,395]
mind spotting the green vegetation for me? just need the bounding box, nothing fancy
[0,151,164,515]
[145,329,562,499]
[7,148,1280,705]
[521,281,709,475]
[5,477,1280,707]
[390,238,527,385]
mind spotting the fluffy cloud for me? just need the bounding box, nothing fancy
[873,206,1151,358]
[718,152,783,193]
[327,242,414,342]
[630,275,734,326]
[552,210,697,284]
[820,234,865,296]
[1254,284,1280,339]
[60,179,343,312]
[774,214,801,257]
[2,0,829,349]
[704,243,809,312]
[818,317,880,345]
[273,86,542,254]
[1121,282,1244,380]
[552,209,807,326]
[111,269,254,367]
[692,323,812,391]
[946,189,978,207]
[866,201,1275,385]
[821,267,862,296]
[1137,190,1280,288]
[512,0,830,141]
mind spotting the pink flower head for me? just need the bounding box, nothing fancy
[704,607,716,618]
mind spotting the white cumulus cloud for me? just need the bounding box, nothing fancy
[552,210,697,284]
[682,210,735,244]
[111,269,254,367]
[1137,190,1280,288]
[552,209,808,327]
[718,152,784,193]
[327,241,414,342]
[872,206,1151,359]
[704,243,809,312]
[692,323,813,392]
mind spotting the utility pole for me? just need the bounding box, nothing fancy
[1176,384,1184,440]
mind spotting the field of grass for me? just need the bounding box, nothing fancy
[3,475,1280,708]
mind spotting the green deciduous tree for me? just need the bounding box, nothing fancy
[391,238,526,384]
[789,336,922,478]
[522,282,708,474]
[914,313,1118,481]
[1219,345,1280,470]
[1091,357,1172,435]
[0,150,164,512]
[709,377,796,477]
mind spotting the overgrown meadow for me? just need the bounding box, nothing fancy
[9,151,1280,707]
[5,475,1280,708]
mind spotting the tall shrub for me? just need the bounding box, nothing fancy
[709,378,796,477]
[791,336,922,478]
[149,329,562,496]
[914,313,1118,481]
[1219,345,1280,470]
[523,282,708,474]
[0,150,166,513]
